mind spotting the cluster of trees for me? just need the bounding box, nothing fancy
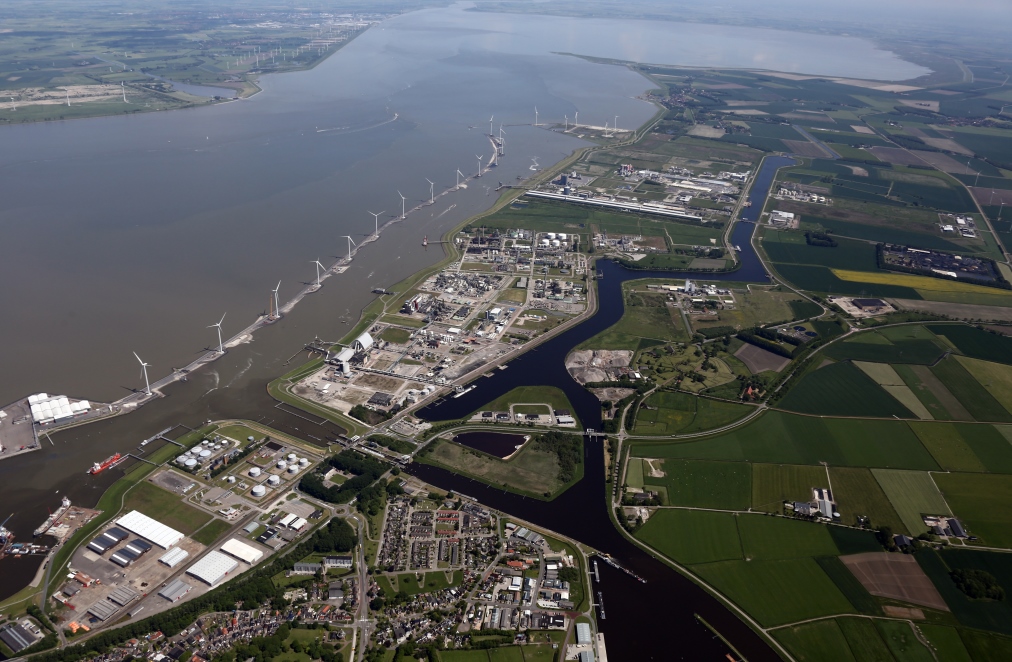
[367,434,415,454]
[299,450,390,505]
[34,515,357,662]
[349,404,393,424]
[531,431,583,485]
[804,231,838,248]
[736,328,794,358]
[210,624,344,662]
[951,569,1005,601]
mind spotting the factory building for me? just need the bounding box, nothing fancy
[158,579,193,603]
[220,538,264,565]
[28,393,91,425]
[159,547,190,568]
[87,527,129,555]
[110,538,153,567]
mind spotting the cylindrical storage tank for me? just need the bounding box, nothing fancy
[558,233,568,240]
[546,232,556,239]
[226,476,236,483]
[277,461,287,470]
[251,485,266,497]
[540,239,550,246]
[551,240,561,247]
[213,444,221,451]
[287,465,298,474]
[299,458,309,467]
[247,436,255,442]
[176,456,188,465]
[202,440,210,446]
[199,450,212,458]
[267,475,281,486]
[249,467,262,477]
[287,453,297,462]
[185,459,198,469]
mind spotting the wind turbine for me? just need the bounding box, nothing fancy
[122,82,127,103]
[312,259,325,286]
[426,178,435,204]
[133,352,151,396]
[397,190,407,219]
[64,88,70,107]
[574,111,578,127]
[208,313,226,353]
[564,115,568,131]
[476,155,483,178]
[534,106,539,126]
[272,281,281,318]
[368,210,384,234]
[343,235,356,258]
[9,97,14,111]
[499,125,505,156]
[614,115,619,132]
[456,169,465,188]
[489,115,494,136]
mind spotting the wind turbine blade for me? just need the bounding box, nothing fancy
[133,351,142,364]
[219,312,226,326]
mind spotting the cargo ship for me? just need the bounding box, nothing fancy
[88,453,123,475]
[34,496,71,537]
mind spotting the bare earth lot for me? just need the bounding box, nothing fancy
[841,552,949,611]
[566,349,633,383]
[734,343,790,373]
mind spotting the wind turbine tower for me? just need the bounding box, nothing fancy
[534,106,539,126]
[426,178,435,204]
[397,191,407,219]
[133,352,151,396]
[368,210,384,234]
[343,235,357,259]
[476,155,483,178]
[614,115,619,132]
[209,313,226,353]
[498,125,505,156]
[312,259,325,286]
[122,82,127,103]
[10,97,15,111]
[272,281,281,319]
[489,115,494,137]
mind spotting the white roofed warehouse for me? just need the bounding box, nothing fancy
[186,551,239,586]
[220,538,263,565]
[115,510,184,548]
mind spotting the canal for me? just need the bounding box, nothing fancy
[410,156,795,660]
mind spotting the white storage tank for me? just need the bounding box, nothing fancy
[199,450,212,458]
[546,232,556,239]
[551,240,561,247]
[251,485,266,497]
[267,475,281,486]
[277,461,287,470]
[247,436,255,442]
[558,233,568,240]
[202,440,210,446]
[287,465,298,474]
[540,239,550,247]
[249,467,262,477]
[226,476,236,484]
[299,458,309,467]
[287,453,297,462]
[185,459,198,469]
[175,456,188,465]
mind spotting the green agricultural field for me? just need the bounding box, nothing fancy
[692,558,854,626]
[737,515,839,561]
[635,509,742,565]
[934,472,1012,547]
[634,412,939,471]
[763,232,880,271]
[829,467,906,532]
[917,549,1012,636]
[908,422,987,472]
[751,463,828,512]
[875,620,936,662]
[191,518,233,546]
[632,391,751,435]
[816,556,881,614]
[872,469,950,535]
[928,324,1012,365]
[918,625,972,662]
[773,263,923,298]
[975,426,1012,473]
[895,364,969,421]
[645,459,751,509]
[125,480,211,535]
[437,651,491,662]
[956,356,1012,414]
[961,630,1012,660]
[822,334,945,365]
[837,617,897,660]
[774,619,857,662]
[930,357,1012,422]
[777,361,916,418]
[625,457,644,488]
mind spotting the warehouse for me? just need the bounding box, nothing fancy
[158,579,192,603]
[159,547,189,568]
[87,527,129,555]
[108,586,139,607]
[87,600,119,621]
[186,551,239,586]
[220,538,263,565]
[576,622,592,645]
[110,538,154,567]
[116,510,184,548]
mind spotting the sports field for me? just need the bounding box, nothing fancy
[737,515,839,561]
[750,463,828,512]
[933,472,1012,547]
[648,459,751,509]
[829,467,906,532]
[635,509,742,565]
[872,469,951,535]
[692,558,855,626]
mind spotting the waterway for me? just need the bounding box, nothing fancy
[0,0,918,654]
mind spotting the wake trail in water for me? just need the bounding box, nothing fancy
[225,358,254,388]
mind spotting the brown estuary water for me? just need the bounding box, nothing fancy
[0,3,928,657]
